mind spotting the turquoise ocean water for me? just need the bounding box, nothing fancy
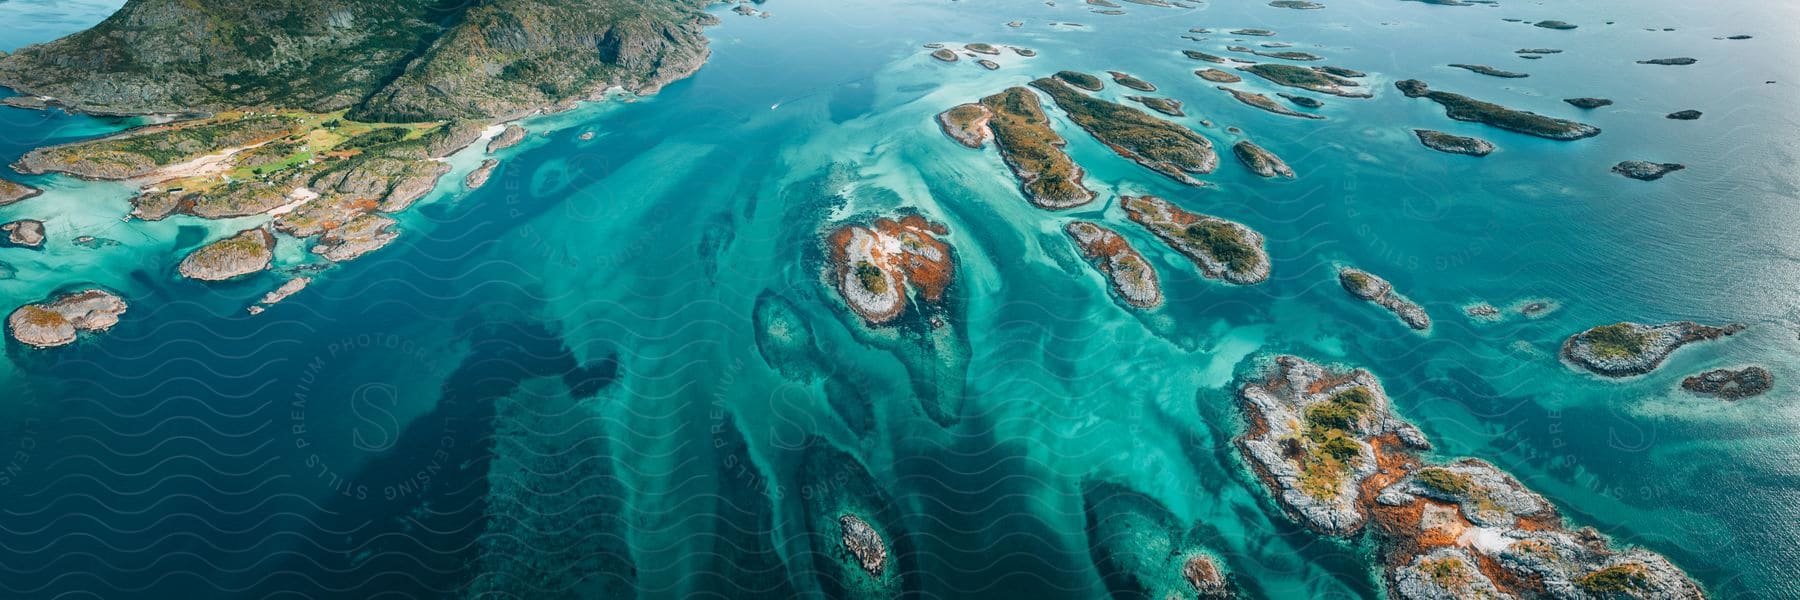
[0,0,1796,597]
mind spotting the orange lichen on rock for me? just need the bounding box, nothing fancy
[825,214,956,326]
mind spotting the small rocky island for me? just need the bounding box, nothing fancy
[1638,57,1698,65]
[1065,221,1163,309]
[178,228,276,281]
[1221,87,1324,120]
[2,219,45,248]
[1194,68,1242,83]
[1412,129,1494,156]
[7,289,128,349]
[1239,63,1371,98]
[1612,160,1686,181]
[486,124,526,153]
[1122,195,1270,285]
[1107,71,1157,92]
[1565,97,1614,109]
[465,159,499,189]
[1030,77,1219,185]
[1339,267,1430,330]
[1448,63,1528,78]
[1232,140,1295,178]
[1562,321,1745,377]
[1667,109,1703,120]
[975,87,1095,209]
[1127,96,1185,117]
[1682,366,1773,400]
[824,214,956,326]
[1183,50,1227,64]
[1396,79,1600,140]
[838,514,889,577]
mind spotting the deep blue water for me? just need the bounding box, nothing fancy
[0,0,1797,598]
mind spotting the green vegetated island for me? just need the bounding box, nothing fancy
[0,0,721,346]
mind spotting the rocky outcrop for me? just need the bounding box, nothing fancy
[7,289,127,348]
[1239,63,1371,98]
[1339,267,1430,330]
[0,178,43,206]
[1279,93,1323,109]
[1449,63,1528,78]
[1221,87,1324,120]
[1030,77,1219,185]
[1637,57,1697,65]
[1396,79,1600,140]
[1237,356,1431,536]
[1562,321,1745,377]
[1053,70,1106,91]
[465,159,500,190]
[1122,195,1270,285]
[1413,129,1494,156]
[1107,71,1156,92]
[1195,68,1242,83]
[1534,20,1578,30]
[178,228,275,281]
[1237,356,1709,600]
[248,276,312,314]
[2,219,45,248]
[487,124,527,153]
[1682,366,1772,400]
[824,214,955,325]
[1666,109,1702,120]
[1065,221,1163,309]
[978,87,1095,209]
[935,103,993,149]
[311,213,400,262]
[1612,160,1685,181]
[1184,50,1228,64]
[838,514,888,577]
[1082,481,1235,599]
[930,48,957,62]
[1127,96,1185,117]
[1564,97,1613,109]
[1232,140,1295,178]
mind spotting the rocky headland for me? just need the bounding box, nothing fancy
[7,289,128,349]
[1562,321,1745,377]
[466,159,500,189]
[1612,160,1685,181]
[1030,77,1220,185]
[1054,70,1107,92]
[824,214,955,326]
[312,213,400,262]
[0,178,43,206]
[1413,129,1494,156]
[936,103,994,149]
[178,228,276,281]
[1065,221,1164,309]
[1122,195,1270,285]
[486,124,527,153]
[1396,79,1600,140]
[1681,366,1773,400]
[1232,140,1295,178]
[1339,267,1430,330]
[1238,356,1708,600]
[976,88,1095,209]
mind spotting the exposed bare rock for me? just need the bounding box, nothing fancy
[487,124,527,153]
[1,219,45,248]
[465,159,500,190]
[312,213,400,262]
[7,289,127,349]
[178,228,275,281]
[838,514,889,577]
[1339,266,1430,330]
[1065,221,1163,308]
[1682,366,1772,400]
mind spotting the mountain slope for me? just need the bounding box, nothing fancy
[0,0,716,121]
